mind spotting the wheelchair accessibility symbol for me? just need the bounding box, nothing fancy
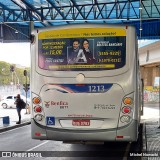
[46,117,55,125]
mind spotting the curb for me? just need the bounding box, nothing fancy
[142,122,147,152]
[0,121,31,133]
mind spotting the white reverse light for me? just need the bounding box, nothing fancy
[120,115,130,123]
[35,114,43,121]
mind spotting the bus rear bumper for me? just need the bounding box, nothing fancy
[31,119,138,142]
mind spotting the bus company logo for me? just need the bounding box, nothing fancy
[44,101,50,108]
[44,101,68,108]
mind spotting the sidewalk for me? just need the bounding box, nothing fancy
[0,107,31,132]
[141,103,160,159]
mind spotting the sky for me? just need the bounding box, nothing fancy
[138,39,160,48]
[0,43,30,67]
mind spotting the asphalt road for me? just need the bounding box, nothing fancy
[0,124,143,160]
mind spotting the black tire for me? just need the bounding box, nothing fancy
[2,103,8,109]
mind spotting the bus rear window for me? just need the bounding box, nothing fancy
[38,28,126,71]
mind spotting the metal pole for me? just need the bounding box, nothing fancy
[12,72,14,91]
[14,71,20,85]
[25,75,28,114]
[139,0,143,38]
[158,65,160,128]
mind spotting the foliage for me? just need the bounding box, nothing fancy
[0,61,30,86]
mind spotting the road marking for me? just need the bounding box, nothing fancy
[27,141,49,151]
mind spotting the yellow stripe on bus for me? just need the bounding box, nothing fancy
[38,28,126,39]
[48,64,115,69]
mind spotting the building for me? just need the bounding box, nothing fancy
[139,41,160,86]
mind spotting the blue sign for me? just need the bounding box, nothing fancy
[46,117,55,125]
[54,84,113,93]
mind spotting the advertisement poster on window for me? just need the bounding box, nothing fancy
[38,28,126,71]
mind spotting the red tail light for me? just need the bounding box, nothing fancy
[35,132,41,136]
[34,106,42,113]
[122,107,131,114]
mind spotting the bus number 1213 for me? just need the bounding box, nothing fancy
[88,85,105,93]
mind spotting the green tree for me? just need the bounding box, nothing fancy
[0,61,30,86]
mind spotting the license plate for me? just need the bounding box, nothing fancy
[72,119,90,126]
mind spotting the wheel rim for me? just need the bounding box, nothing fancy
[2,103,7,108]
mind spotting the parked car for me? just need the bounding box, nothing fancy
[0,95,30,109]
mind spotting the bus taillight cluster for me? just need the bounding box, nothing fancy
[119,96,133,125]
[32,96,43,122]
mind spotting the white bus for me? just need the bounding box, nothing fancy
[31,24,142,143]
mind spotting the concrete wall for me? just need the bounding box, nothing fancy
[140,67,160,86]
[144,86,159,103]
